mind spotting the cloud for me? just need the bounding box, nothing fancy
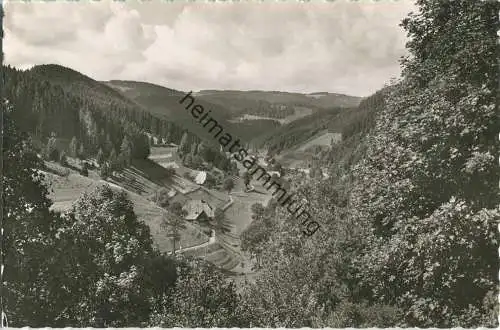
[4,0,415,96]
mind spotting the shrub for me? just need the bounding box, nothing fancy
[99,162,110,179]
[80,162,89,177]
[46,136,59,161]
[222,177,234,193]
[205,173,217,189]
[183,172,194,181]
[59,150,67,166]
[164,166,176,179]
[312,302,403,328]
[155,188,170,208]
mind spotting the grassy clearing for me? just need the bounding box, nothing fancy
[45,168,101,212]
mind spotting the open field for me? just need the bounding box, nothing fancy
[296,131,342,152]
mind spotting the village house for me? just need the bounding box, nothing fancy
[182,199,215,221]
[194,170,207,185]
[267,170,281,178]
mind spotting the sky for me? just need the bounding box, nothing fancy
[3,0,415,97]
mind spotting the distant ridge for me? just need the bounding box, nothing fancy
[197,89,360,98]
[194,89,362,111]
[106,80,181,95]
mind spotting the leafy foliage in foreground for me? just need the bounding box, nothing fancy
[150,259,240,327]
[3,99,56,325]
[52,185,154,326]
[3,100,240,327]
[349,0,499,326]
[237,0,499,327]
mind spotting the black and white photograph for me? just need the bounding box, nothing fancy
[1,0,499,327]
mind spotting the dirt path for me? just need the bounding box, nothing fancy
[174,235,216,254]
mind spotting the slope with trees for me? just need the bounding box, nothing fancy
[3,98,241,327]
[236,0,499,327]
[2,64,203,165]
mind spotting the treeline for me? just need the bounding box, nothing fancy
[340,87,387,140]
[232,119,281,145]
[242,101,295,118]
[257,107,344,154]
[316,86,391,169]
[240,0,498,327]
[177,132,238,175]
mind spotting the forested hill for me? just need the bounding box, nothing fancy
[257,88,386,154]
[31,64,141,109]
[238,1,499,327]
[1,64,214,160]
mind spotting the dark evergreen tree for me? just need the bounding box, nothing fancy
[45,133,59,161]
[96,148,105,166]
[190,142,197,156]
[183,154,193,168]
[120,136,132,166]
[178,132,190,155]
[80,162,89,177]
[223,177,234,194]
[69,136,79,158]
[59,150,67,166]
[104,134,113,155]
[99,161,110,179]
[108,147,118,172]
[243,171,251,188]
[165,132,171,144]
[78,143,86,160]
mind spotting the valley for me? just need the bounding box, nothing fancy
[4,1,496,327]
[45,144,274,277]
[4,63,368,277]
[3,63,370,277]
